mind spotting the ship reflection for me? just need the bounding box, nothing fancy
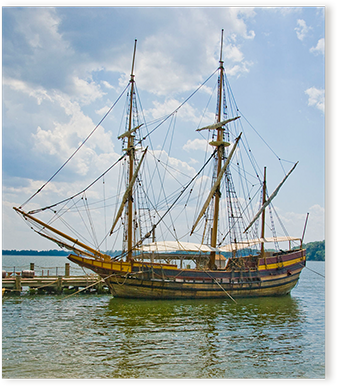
[97,295,306,378]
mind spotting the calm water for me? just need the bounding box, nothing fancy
[2,259,325,379]
[2,254,86,277]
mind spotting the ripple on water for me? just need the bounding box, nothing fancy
[2,262,325,378]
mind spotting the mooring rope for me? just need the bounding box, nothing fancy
[60,277,105,300]
[203,270,237,303]
[303,263,325,278]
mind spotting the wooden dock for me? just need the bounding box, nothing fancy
[2,263,108,295]
[2,275,108,295]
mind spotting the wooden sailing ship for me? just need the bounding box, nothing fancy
[14,31,306,300]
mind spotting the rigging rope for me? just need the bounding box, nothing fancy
[114,149,217,261]
[21,83,130,209]
[141,68,218,141]
[27,152,127,215]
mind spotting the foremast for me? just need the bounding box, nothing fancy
[209,30,226,269]
[109,39,142,263]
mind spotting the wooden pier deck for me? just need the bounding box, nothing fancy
[2,262,109,295]
[2,274,108,295]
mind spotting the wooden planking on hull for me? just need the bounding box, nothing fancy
[106,272,301,300]
[67,250,305,300]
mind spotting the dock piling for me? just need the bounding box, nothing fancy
[15,276,22,292]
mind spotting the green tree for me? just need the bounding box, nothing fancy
[303,240,325,261]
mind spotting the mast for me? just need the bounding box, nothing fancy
[244,162,299,233]
[126,39,137,262]
[209,29,225,269]
[261,167,267,263]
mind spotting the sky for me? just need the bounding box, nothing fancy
[2,3,326,251]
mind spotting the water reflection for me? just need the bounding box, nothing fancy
[2,264,324,379]
[90,295,307,378]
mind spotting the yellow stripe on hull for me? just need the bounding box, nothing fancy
[258,256,306,271]
[68,254,179,273]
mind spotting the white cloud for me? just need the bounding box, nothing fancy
[274,204,324,243]
[305,87,325,112]
[4,73,105,108]
[277,8,302,16]
[71,76,105,105]
[316,7,325,18]
[295,19,311,41]
[32,114,117,178]
[4,73,117,178]
[224,44,244,63]
[188,158,199,165]
[101,80,114,89]
[183,138,212,153]
[95,105,112,116]
[3,77,53,105]
[228,8,256,40]
[2,7,325,251]
[16,8,69,53]
[310,38,325,55]
[226,61,253,77]
[150,149,195,176]
[120,8,257,96]
[146,99,209,125]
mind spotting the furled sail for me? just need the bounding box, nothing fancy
[190,133,242,235]
[118,124,143,140]
[196,116,240,132]
[109,147,148,235]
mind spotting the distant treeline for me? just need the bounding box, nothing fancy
[302,241,325,261]
[3,242,325,261]
[2,249,122,257]
[2,249,69,256]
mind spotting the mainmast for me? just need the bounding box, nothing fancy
[190,30,240,268]
[126,39,137,262]
[209,30,225,269]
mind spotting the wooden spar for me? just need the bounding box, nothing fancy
[118,124,143,140]
[190,133,242,236]
[196,116,240,132]
[261,167,267,267]
[209,29,225,270]
[127,39,137,262]
[109,147,148,235]
[301,212,309,248]
[244,161,299,233]
[13,207,109,260]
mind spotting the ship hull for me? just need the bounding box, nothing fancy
[67,249,305,300]
[105,272,301,299]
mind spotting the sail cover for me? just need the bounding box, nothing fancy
[218,236,302,252]
[137,236,301,253]
[137,241,218,253]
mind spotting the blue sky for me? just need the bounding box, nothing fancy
[2,4,325,250]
